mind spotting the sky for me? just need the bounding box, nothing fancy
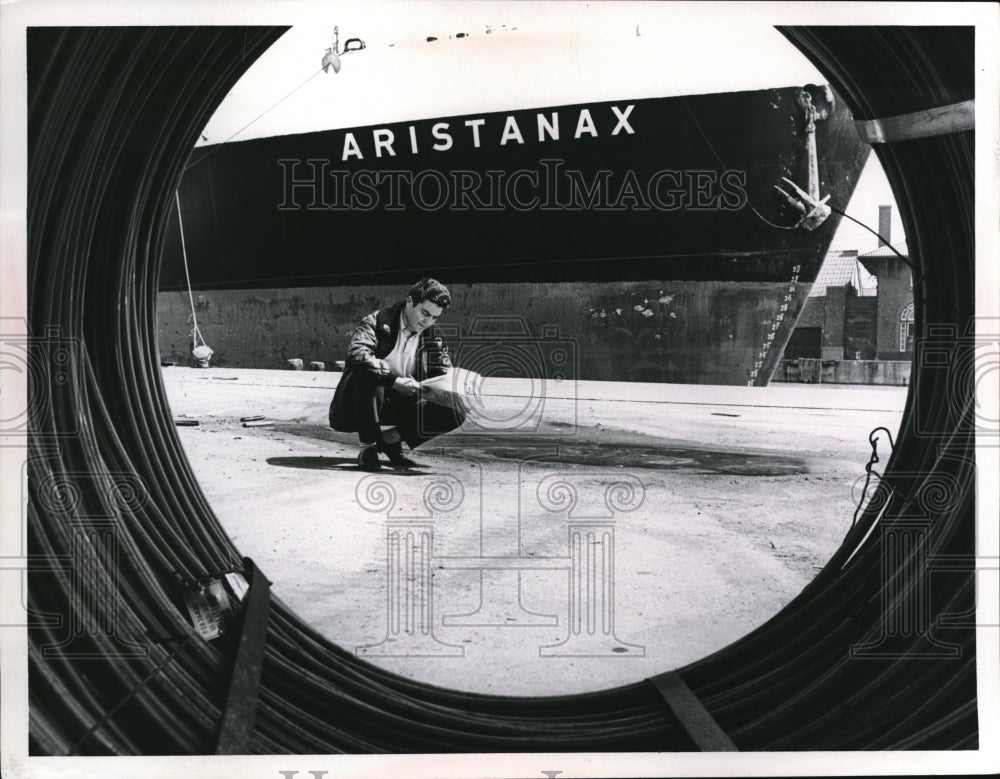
[197,4,905,254]
[198,5,830,142]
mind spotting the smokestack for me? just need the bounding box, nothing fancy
[878,205,892,248]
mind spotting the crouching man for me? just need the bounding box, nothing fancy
[329,278,466,470]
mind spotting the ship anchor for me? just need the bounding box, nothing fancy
[774,86,834,231]
[322,26,366,74]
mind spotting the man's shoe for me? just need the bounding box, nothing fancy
[357,444,381,471]
[381,441,419,468]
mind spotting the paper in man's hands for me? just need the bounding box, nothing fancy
[419,367,484,411]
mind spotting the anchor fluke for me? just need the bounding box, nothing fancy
[774,176,831,231]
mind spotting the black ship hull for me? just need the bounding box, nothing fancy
[159,85,870,385]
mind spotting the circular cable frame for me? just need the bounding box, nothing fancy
[26,25,978,754]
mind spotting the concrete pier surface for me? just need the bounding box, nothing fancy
[163,368,906,697]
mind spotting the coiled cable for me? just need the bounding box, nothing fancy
[25,25,979,754]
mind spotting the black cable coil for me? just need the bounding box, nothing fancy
[26,25,978,754]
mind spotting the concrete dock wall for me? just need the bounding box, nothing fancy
[775,358,911,385]
[157,279,803,385]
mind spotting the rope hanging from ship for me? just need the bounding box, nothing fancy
[174,191,213,367]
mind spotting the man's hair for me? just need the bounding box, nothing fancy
[407,277,451,309]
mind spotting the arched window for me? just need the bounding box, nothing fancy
[899,302,915,352]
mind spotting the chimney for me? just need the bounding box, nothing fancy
[878,205,892,248]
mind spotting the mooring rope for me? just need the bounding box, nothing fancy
[174,189,213,366]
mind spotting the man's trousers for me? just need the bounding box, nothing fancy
[329,370,466,449]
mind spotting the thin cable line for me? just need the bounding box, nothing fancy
[175,190,205,351]
[184,67,326,172]
[830,206,913,269]
[66,636,192,755]
[852,426,896,528]
[681,97,797,231]
[684,102,917,264]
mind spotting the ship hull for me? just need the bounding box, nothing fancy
[159,86,868,385]
[159,278,814,385]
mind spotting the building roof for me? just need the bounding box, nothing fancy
[859,240,908,259]
[808,249,878,297]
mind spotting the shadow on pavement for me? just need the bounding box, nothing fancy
[266,456,435,475]
[266,456,357,469]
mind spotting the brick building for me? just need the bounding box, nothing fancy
[858,242,914,359]
[783,249,879,361]
[776,206,913,384]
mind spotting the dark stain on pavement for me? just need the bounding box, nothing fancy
[454,437,805,475]
[273,423,806,476]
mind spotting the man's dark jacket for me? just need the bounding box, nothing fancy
[329,300,453,433]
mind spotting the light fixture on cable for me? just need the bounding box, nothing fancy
[322,26,366,74]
